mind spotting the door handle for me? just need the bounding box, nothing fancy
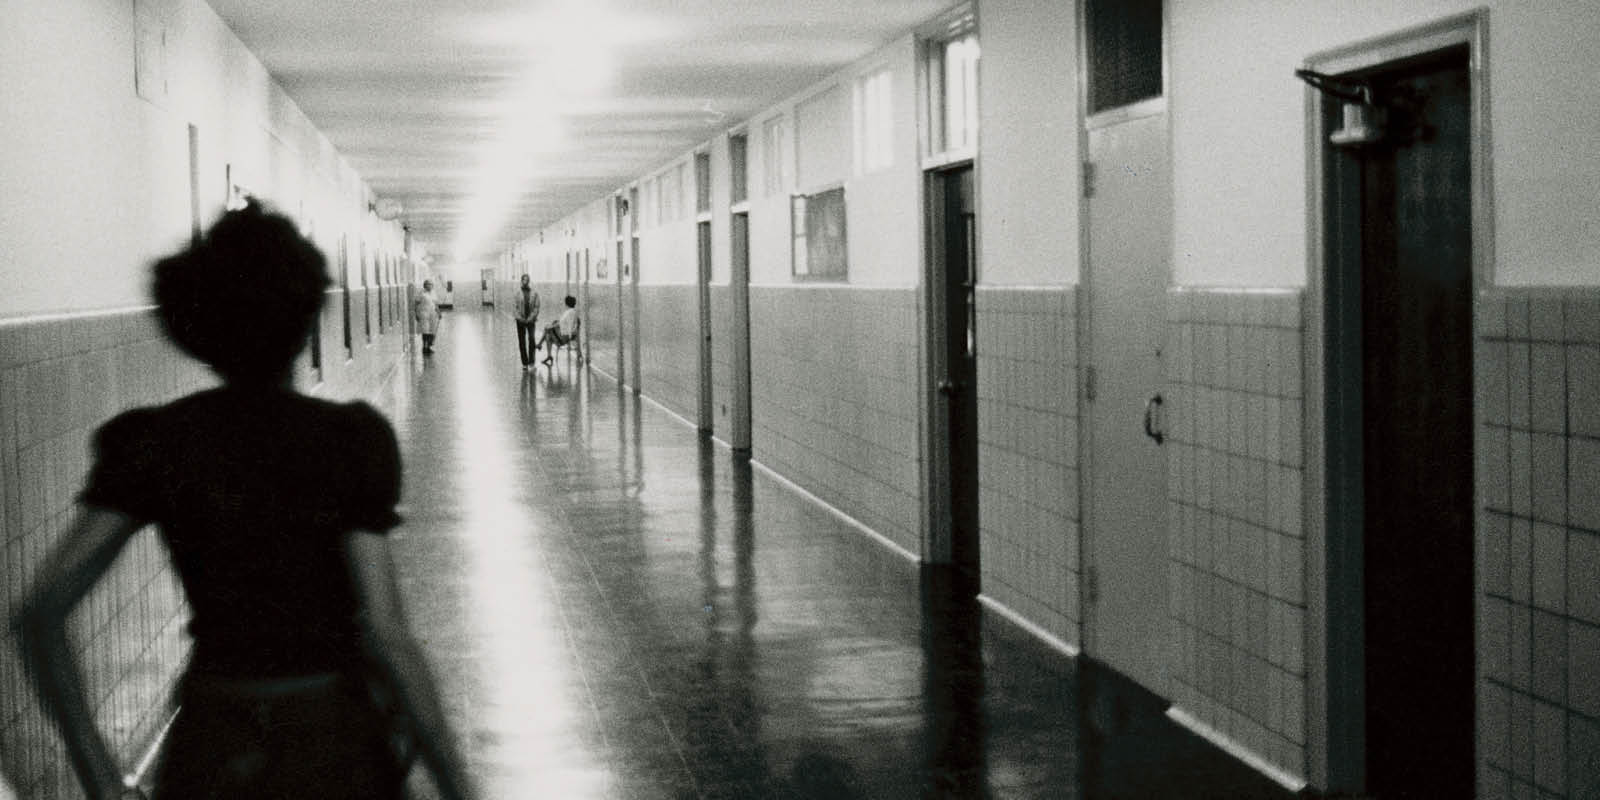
[1143,393,1165,445]
[938,380,963,396]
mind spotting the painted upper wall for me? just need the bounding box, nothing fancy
[520,34,923,291]
[978,0,1083,286]
[1171,0,1600,287]
[0,0,387,317]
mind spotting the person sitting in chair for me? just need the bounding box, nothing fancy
[537,295,579,365]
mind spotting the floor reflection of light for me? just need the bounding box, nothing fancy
[446,322,601,795]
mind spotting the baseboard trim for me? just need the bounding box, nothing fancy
[976,595,1081,658]
[747,459,921,565]
[128,706,180,790]
[1165,706,1309,794]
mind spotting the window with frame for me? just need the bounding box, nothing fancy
[791,186,846,280]
[695,152,711,214]
[729,133,748,204]
[926,19,979,157]
[1086,0,1162,113]
[854,67,894,174]
[644,176,659,227]
[762,116,789,197]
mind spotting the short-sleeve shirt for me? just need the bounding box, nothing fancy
[81,387,402,678]
[555,307,578,337]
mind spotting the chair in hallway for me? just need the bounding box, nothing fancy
[541,318,582,365]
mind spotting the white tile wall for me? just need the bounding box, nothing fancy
[0,300,409,799]
[636,285,703,423]
[749,286,921,554]
[1479,290,1600,800]
[974,286,1079,646]
[1165,287,1307,781]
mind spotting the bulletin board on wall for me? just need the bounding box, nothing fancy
[792,186,847,280]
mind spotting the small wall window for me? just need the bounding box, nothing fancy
[940,34,980,152]
[1086,0,1162,113]
[695,152,711,214]
[854,67,894,175]
[644,176,658,227]
[677,162,690,219]
[729,133,749,204]
[792,186,847,280]
[762,116,789,197]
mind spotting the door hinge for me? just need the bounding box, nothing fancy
[1087,566,1100,603]
[1082,161,1096,198]
[1084,365,1097,402]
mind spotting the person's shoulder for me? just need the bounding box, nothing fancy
[94,390,213,447]
[334,399,397,436]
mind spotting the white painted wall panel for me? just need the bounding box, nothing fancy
[0,0,388,317]
[978,0,1082,286]
[1170,0,1600,287]
[796,85,849,191]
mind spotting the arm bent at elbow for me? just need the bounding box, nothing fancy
[11,508,145,800]
[344,531,479,800]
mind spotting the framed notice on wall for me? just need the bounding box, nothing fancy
[791,185,846,280]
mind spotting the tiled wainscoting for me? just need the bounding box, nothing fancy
[1,298,409,799]
[584,280,622,380]
[749,285,922,556]
[635,285,702,425]
[1476,290,1600,800]
[707,285,738,445]
[1,310,205,799]
[1163,288,1309,782]
[973,286,1081,648]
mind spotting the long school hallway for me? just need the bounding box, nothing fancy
[379,308,1293,799]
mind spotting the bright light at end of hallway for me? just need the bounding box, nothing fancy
[450,2,637,262]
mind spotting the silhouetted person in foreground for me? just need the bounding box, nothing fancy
[11,202,479,800]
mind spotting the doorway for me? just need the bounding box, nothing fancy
[629,235,642,393]
[1319,44,1475,799]
[729,212,753,452]
[1082,106,1171,695]
[616,239,627,379]
[698,220,714,431]
[925,164,978,587]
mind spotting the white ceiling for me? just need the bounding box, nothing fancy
[204,0,951,263]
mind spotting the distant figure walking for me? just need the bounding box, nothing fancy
[538,295,580,365]
[512,273,541,369]
[10,202,479,800]
[413,279,441,355]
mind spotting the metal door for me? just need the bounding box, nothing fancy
[926,164,978,585]
[1084,110,1171,694]
[729,213,753,451]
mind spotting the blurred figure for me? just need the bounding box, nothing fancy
[10,202,478,800]
[414,279,441,355]
[511,274,541,369]
[537,295,580,365]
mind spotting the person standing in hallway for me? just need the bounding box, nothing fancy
[10,202,479,800]
[537,294,580,365]
[413,279,441,355]
[512,273,541,369]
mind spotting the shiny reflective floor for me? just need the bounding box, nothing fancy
[386,310,1296,799]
